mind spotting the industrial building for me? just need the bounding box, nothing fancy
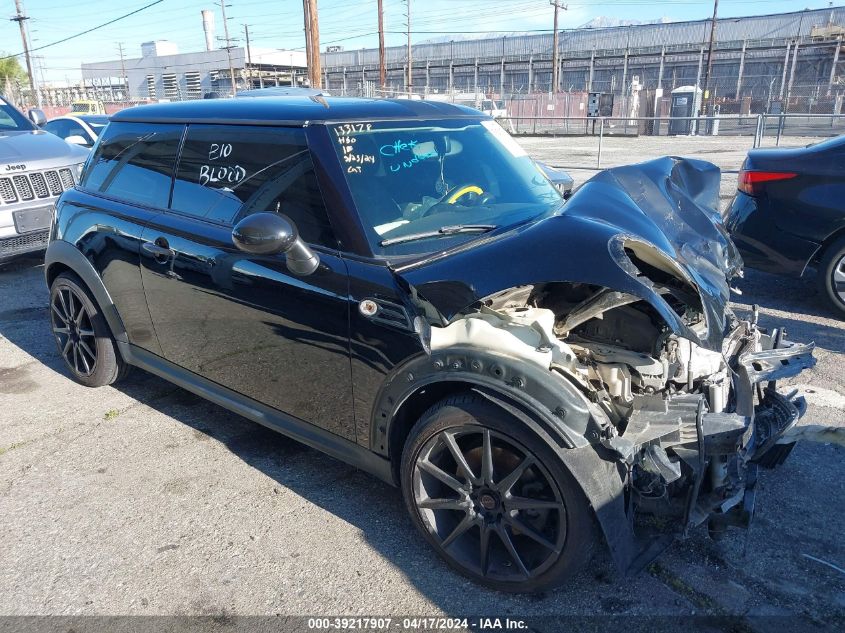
[80,11,306,100]
[321,5,845,114]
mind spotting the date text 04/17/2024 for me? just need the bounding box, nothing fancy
[306,617,529,630]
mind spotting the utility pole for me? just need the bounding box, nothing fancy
[117,43,127,99]
[218,0,237,96]
[302,0,312,83]
[11,0,38,106]
[550,1,567,94]
[702,0,719,113]
[405,0,412,94]
[308,0,321,88]
[31,54,48,102]
[377,0,386,89]
[243,24,253,89]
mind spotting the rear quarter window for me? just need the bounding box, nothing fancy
[81,122,183,209]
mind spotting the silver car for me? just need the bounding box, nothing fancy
[1,96,89,265]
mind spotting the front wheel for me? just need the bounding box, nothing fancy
[49,272,128,387]
[400,394,595,592]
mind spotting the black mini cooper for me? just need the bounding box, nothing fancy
[46,97,815,592]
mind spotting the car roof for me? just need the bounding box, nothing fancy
[111,96,485,126]
[237,87,329,98]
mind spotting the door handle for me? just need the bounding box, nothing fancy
[142,240,174,260]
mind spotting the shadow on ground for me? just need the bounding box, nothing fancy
[734,268,843,321]
[1,260,842,631]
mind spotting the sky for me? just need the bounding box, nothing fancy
[0,0,834,85]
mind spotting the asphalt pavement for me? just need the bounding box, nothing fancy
[0,138,843,630]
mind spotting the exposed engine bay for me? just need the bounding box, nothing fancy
[429,280,815,551]
[393,156,817,571]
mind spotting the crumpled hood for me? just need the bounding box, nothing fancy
[0,130,89,167]
[395,157,742,352]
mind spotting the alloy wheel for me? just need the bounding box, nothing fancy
[412,426,566,582]
[834,253,845,304]
[51,286,97,377]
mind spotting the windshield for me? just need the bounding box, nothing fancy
[330,118,562,256]
[0,97,36,132]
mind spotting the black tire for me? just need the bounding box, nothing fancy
[400,393,595,592]
[818,235,845,317]
[49,272,128,387]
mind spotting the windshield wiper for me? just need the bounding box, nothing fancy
[379,224,497,247]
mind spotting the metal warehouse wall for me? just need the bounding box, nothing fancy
[321,6,845,109]
[323,7,845,67]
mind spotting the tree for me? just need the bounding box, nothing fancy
[0,54,25,84]
[0,54,26,103]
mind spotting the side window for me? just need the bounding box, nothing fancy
[45,119,91,144]
[43,119,75,139]
[81,122,183,209]
[170,125,336,247]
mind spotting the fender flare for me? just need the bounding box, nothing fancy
[44,239,129,345]
[371,347,610,457]
[373,350,645,575]
[545,439,653,576]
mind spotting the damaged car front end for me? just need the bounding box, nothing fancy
[390,156,815,574]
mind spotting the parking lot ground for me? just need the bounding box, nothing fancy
[0,141,843,628]
[518,133,821,211]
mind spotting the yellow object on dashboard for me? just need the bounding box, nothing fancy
[446,185,483,203]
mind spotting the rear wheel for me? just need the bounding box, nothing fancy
[49,272,128,387]
[400,393,595,592]
[818,235,845,317]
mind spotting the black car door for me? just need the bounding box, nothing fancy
[64,122,186,354]
[138,124,356,440]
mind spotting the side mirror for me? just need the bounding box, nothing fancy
[64,134,90,147]
[28,108,46,127]
[231,212,320,276]
[537,161,574,198]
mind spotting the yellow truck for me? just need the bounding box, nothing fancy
[70,100,106,115]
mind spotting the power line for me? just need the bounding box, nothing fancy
[1,0,165,62]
